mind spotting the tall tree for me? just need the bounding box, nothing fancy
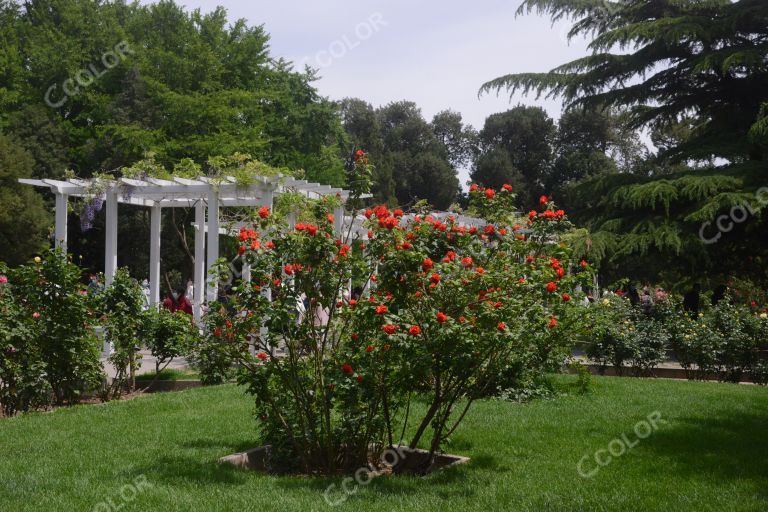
[0,134,51,265]
[471,106,556,207]
[0,0,349,271]
[481,0,768,286]
[340,98,464,209]
[431,110,478,168]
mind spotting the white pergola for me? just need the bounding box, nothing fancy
[19,175,357,320]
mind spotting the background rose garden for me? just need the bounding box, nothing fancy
[1,154,766,475]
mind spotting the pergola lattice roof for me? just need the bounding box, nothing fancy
[20,174,360,320]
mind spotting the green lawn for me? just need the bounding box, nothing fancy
[1,377,766,512]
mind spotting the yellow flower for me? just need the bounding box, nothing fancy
[34,256,41,264]
[602,299,610,306]
[698,313,704,318]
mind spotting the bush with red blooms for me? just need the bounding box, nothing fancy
[206,170,592,475]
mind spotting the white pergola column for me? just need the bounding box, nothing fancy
[54,192,68,253]
[206,190,220,302]
[193,202,206,322]
[333,205,344,238]
[149,205,162,307]
[104,189,118,286]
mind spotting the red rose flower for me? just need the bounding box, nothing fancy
[365,345,375,353]
[430,273,441,284]
[497,322,506,332]
[436,312,448,324]
[485,188,496,199]
[546,282,557,293]
[461,257,473,268]
[375,305,388,314]
[502,183,513,192]
[356,375,364,383]
[422,258,434,271]
[258,206,270,219]
[238,245,246,255]
[341,363,354,374]
[562,293,571,302]
[257,351,269,361]
[409,325,421,336]
[548,317,558,328]
[539,195,548,206]
[382,324,397,335]
[580,260,588,269]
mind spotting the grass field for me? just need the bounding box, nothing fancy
[0,376,766,512]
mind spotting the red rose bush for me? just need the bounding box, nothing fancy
[204,159,592,474]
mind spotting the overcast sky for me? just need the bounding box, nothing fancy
[142,0,591,182]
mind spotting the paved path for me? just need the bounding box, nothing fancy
[100,349,191,379]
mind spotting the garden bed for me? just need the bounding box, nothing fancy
[219,444,469,476]
[571,363,758,383]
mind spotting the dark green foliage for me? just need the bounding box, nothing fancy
[140,307,198,375]
[95,268,144,399]
[340,98,469,208]
[0,134,51,265]
[0,0,347,274]
[471,106,555,208]
[483,0,768,286]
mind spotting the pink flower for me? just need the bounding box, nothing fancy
[0,275,7,284]
[32,312,41,319]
